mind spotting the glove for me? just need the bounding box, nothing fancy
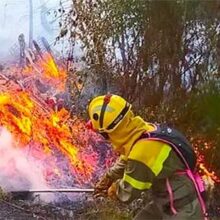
[93,173,114,198]
[107,182,117,200]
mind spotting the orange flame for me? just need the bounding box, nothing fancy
[0,90,98,183]
[40,53,66,81]
[0,56,99,184]
[22,52,67,91]
[194,139,220,184]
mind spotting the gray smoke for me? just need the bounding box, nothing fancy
[0,127,53,201]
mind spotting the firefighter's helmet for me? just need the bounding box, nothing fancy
[88,94,131,133]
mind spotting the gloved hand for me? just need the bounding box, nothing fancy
[107,182,117,200]
[93,173,114,198]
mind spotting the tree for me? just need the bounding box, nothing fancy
[61,0,219,108]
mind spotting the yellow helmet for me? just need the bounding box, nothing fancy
[88,94,131,133]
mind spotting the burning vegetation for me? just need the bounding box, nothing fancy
[0,0,219,219]
[0,8,219,218]
[0,50,219,219]
[0,49,114,194]
[0,44,132,219]
[0,46,219,219]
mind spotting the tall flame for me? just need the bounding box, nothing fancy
[0,90,100,182]
[22,52,66,91]
[0,53,109,186]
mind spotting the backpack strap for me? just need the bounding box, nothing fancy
[139,124,196,171]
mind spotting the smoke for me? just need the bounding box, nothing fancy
[0,0,59,61]
[0,127,52,201]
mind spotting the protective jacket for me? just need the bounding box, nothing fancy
[106,112,205,220]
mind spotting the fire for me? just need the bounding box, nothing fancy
[194,139,220,184]
[41,53,60,78]
[0,54,107,186]
[40,53,66,81]
[199,163,219,183]
[2,51,218,189]
[0,90,100,183]
[0,92,33,144]
[22,52,67,91]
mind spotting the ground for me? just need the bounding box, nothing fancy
[0,196,131,220]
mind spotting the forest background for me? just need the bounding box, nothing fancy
[60,0,220,185]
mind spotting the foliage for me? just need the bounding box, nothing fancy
[60,0,220,184]
[61,0,220,105]
[138,80,220,180]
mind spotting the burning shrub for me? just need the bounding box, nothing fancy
[0,52,114,199]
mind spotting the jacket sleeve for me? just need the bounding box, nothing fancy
[115,140,172,202]
[106,155,127,181]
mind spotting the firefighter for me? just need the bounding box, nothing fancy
[87,94,207,220]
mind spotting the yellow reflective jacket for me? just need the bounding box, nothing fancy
[113,139,196,203]
[106,112,196,204]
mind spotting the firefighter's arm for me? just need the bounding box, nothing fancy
[94,155,126,197]
[106,155,127,180]
[112,159,155,202]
